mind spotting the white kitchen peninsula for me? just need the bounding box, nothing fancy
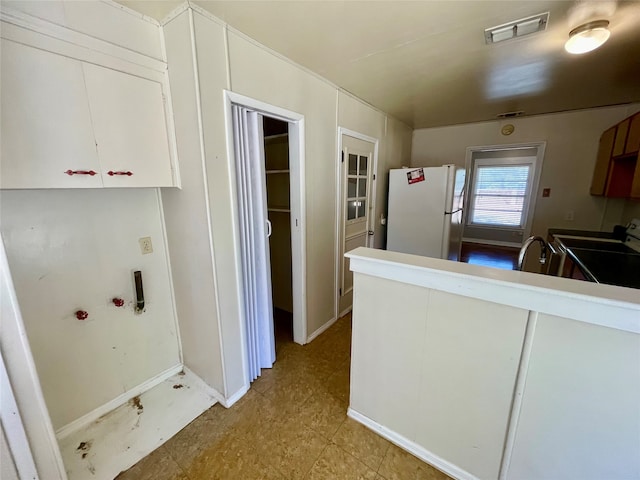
[346,247,640,480]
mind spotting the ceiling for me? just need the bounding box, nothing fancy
[118,1,640,129]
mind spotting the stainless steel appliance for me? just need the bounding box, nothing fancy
[550,219,640,288]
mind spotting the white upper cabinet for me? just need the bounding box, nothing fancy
[83,64,174,188]
[0,9,179,189]
[1,40,102,189]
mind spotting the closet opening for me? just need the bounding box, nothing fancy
[263,117,294,352]
[224,90,307,389]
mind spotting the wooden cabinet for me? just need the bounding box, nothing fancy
[590,126,616,195]
[626,113,640,154]
[590,111,640,199]
[0,25,178,189]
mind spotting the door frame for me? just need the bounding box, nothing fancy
[335,127,379,318]
[223,91,307,353]
[463,142,546,246]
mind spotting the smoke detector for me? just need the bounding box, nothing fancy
[485,12,549,44]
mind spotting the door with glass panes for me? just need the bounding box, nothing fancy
[339,134,375,314]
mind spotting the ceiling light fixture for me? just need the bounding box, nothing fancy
[564,20,610,54]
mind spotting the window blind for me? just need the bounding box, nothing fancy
[470,165,530,227]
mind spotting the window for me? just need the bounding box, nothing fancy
[463,144,544,246]
[469,164,532,227]
[346,153,368,222]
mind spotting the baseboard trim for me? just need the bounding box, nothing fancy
[56,363,183,440]
[306,316,337,343]
[338,306,352,318]
[181,366,223,402]
[217,384,249,408]
[462,238,521,248]
[347,408,479,480]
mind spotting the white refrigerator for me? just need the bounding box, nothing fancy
[386,165,466,261]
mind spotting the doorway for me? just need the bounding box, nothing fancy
[263,117,295,351]
[463,143,546,247]
[336,129,378,317]
[224,91,307,386]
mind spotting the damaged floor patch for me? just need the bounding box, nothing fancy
[130,396,143,415]
[76,440,92,459]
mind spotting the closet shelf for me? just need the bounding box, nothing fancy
[268,207,290,213]
[266,169,290,174]
[264,133,289,140]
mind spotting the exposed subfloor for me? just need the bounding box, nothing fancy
[58,369,217,480]
[117,314,452,479]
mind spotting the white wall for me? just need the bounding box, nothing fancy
[622,199,640,224]
[0,0,181,431]
[227,36,412,335]
[161,11,227,396]
[227,30,339,336]
[161,6,413,399]
[0,190,180,429]
[411,104,640,239]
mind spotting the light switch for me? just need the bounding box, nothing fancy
[542,188,550,197]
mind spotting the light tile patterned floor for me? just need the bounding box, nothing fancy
[117,314,452,480]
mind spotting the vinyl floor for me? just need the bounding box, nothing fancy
[116,313,451,480]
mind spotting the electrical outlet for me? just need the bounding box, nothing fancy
[139,237,153,255]
[564,211,574,221]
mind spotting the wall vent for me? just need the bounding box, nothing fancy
[485,12,549,44]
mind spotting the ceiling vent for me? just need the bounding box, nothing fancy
[485,12,549,44]
[496,111,525,119]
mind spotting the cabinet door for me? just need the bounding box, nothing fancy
[589,126,616,195]
[625,113,640,155]
[0,40,102,189]
[612,117,629,157]
[82,63,174,188]
[631,152,640,199]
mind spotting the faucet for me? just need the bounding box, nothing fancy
[517,236,549,271]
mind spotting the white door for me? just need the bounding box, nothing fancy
[338,134,376,315]
[231,106,275,382]
[0,40,102,189]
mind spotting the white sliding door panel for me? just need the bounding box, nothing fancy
[82,63,173,187]
[232,106,275,383]
[0,40,102,189]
